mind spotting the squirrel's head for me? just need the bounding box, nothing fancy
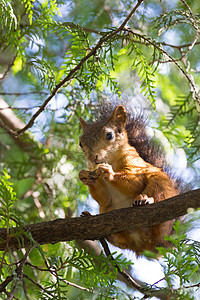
[79,105,129,170]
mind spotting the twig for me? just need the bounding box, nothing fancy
[0,117,18,137]
[62,22,200,52]
[160,41,200,49]
[0,105,62,111]
[157,0,199,65]
[65,23,103,35]
[25,271,92,294]
[62,279,91,293]
[0,55,16,80]
[0,92,49,96]
[99,238,169,300]
[2,247,33,299]
[0,275,14,293]
[22,279,31,300]
[180,0,199,55]
[22,171,46,219]
[155,0,199,64]
[66,23,200,51]
[17,0,144,135]
[5,287,17,300]
[23,274,46,291]
[15,246,33,280]
[25,262,101,295]
[125,29,200,106]
[99,237,153,297]
[25,261,49,272]
[183,282,200,289]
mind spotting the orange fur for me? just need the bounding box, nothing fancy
[79,105,178,255]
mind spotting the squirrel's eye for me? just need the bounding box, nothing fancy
[106,132,114,140]
[79,141,83,148]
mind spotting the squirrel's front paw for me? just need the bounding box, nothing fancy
[133,194,154,206]
[79,170,98,185]
[96,163,115,181]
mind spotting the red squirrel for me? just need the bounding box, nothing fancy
[79,105,178,255]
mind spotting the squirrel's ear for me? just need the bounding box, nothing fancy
[79,117,87,130]
[111,105,127,128]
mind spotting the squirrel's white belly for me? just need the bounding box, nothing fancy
[104,181,134,210]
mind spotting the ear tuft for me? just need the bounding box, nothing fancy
[111,105,127,128]
[79,117,87,130]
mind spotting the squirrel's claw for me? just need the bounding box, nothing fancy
[80,211,91,217]
[133,194,154,206]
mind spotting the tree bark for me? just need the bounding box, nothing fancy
[0,97,25,131]
[0,188,199,251]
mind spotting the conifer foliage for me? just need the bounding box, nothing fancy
[0,0,199,299]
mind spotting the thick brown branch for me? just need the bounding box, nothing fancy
[0,189,199,251]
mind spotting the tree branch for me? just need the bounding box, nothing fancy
[0,55,16,80]
[0,189,199,251]
[0,276,14,293]
[62,22,200,51]
[125,29,200,106]
[0,97,25,133]
[0,97,43,156]
[180,0,199,53]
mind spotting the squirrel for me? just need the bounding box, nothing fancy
[79,104,179,255]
